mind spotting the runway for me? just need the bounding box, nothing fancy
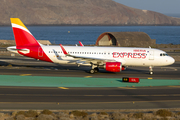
[0,86,180,109]
[0,56,179,109]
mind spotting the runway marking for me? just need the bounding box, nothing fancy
[20,74,32,76]
[148,78,153,79]
[58,87,69,89]
[84,76,92,78]
[118,87,137,89]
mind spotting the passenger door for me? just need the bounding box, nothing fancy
[149,50,154,60]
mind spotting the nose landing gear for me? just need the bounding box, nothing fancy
[149,66,153,75]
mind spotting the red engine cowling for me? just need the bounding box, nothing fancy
[99,62,122,72]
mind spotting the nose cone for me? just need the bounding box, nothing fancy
[168,57,175,65]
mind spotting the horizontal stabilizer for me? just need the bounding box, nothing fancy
[7,46,30,54]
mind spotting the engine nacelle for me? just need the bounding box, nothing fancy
[99,62,122,72]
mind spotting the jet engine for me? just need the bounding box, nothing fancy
[99,62,123,72]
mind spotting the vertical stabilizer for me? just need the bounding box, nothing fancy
[10,18,40,47]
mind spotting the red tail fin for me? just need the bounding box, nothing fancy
[10,18,40,47]
[9,18,53,63]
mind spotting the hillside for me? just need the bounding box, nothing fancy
[1,0,180,25]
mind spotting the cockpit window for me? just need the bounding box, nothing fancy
[160,53,168,56]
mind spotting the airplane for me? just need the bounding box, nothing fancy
[7,18,175,74]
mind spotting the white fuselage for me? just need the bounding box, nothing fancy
[39,45,175,67]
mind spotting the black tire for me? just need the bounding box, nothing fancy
[90,69,95,74]
[94,67,99,73]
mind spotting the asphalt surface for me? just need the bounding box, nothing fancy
[0,86,180,109]
[0,56,179,109]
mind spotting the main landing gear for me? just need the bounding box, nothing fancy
[89,65,99,74]
[149,66,153,75]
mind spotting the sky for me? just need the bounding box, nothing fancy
[113,0,180,14]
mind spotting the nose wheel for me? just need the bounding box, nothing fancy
[149,66,153,75]
[150,71,153,75]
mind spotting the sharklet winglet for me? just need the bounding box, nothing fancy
[60,44,68,55]
[79,41,84,46]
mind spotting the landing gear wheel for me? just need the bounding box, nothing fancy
[149,66,153,75]
[89,69,95,74]
[94,67,99,73]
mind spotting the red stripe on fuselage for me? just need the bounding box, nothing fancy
[13,27,53,63]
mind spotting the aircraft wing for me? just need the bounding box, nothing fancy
[60,44,117,65]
